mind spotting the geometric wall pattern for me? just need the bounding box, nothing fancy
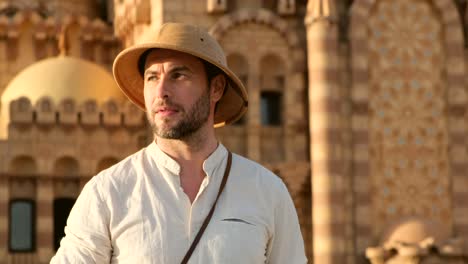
[368,0,452,236]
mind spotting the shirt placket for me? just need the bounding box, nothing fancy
[187,176,210,242]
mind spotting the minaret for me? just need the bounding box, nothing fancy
[58,23,70,56]
[305,0,345,263]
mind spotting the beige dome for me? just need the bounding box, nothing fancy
[380,217,450,245]
[0,56,126,138]
[2,56,124,105]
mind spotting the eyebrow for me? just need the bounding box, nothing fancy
[144,65,193,78]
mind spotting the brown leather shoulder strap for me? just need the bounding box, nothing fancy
[180,151,232,264]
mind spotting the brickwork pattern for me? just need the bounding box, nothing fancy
[350,0,468,257]
[36,180,53,263]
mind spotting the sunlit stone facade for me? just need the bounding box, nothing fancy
[1,0,468,263]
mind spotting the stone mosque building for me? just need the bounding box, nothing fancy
[0,0,468,263]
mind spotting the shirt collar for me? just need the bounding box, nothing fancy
[147,140,228,177]
[202,143,228,177]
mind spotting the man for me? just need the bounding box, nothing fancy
[51,22,306,263]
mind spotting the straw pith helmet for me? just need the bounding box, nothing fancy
[112,22,248,127]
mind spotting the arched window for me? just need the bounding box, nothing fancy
[9,200,35,252]
[54,156,79,177]
[53,156,80,250]
[227,53,249,125]
[96,157,119,173]
[262,0,277,12]
[0,6,19,17]
[53,198,75,251]
[227,53,248,85]
[260,91,282,125]
[259,54,285,126]
[9,156,37,175]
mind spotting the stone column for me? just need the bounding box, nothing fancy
[247,69,261,161]
[305,0,345,263]
[36,178,54,263]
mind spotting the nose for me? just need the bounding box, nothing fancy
[144,74,172,110]
[153,75,171,99]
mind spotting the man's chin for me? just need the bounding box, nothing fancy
[155,129,183,140]
[152,123,182,138]
[151,117,175,129]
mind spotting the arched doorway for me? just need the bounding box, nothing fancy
[53,198,75,251]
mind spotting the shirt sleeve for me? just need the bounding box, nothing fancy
[266,181,308,264]
[50,176,112,264]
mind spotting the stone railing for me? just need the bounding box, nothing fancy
[9,96,145,128]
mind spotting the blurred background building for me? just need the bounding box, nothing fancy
[0,0,467,263]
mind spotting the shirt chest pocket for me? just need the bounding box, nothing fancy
[203,217,268,263]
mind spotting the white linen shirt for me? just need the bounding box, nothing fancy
[51,142,307,263]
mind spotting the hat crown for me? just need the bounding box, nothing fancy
[112,22,248,128]
[148,23,227,68]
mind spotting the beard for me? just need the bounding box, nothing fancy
[147,89,211,140]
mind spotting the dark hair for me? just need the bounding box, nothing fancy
[201,60,224,87]
[138,48,154,77]
[137,48,225,85]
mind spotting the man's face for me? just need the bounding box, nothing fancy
[143,49,212,139]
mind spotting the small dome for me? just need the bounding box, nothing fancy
[0,56,126,137]
[380,217,450,246]
[2,56,124,105]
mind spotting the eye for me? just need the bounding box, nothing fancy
[145,74,158,82]
[171,72,186,80]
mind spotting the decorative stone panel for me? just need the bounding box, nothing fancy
[35,96,55,125]
[57,98,77,125]
[79,99,99,126]
[368,0,451,237]
[101,99,121,127]
[122,101,144,127]
[350,0,467,254]
[9,97,33,124]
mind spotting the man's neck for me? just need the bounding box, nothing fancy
[155,125,218,164]
[155,126,219,203]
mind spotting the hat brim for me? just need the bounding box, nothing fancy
[113,43,248,128]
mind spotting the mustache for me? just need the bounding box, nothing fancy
[150,99,182,114]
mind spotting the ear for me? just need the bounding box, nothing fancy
[210,74,226,103]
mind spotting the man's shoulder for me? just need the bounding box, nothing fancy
[102,147,145,172]
[231,153,285,190]
[93,145,151,185]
